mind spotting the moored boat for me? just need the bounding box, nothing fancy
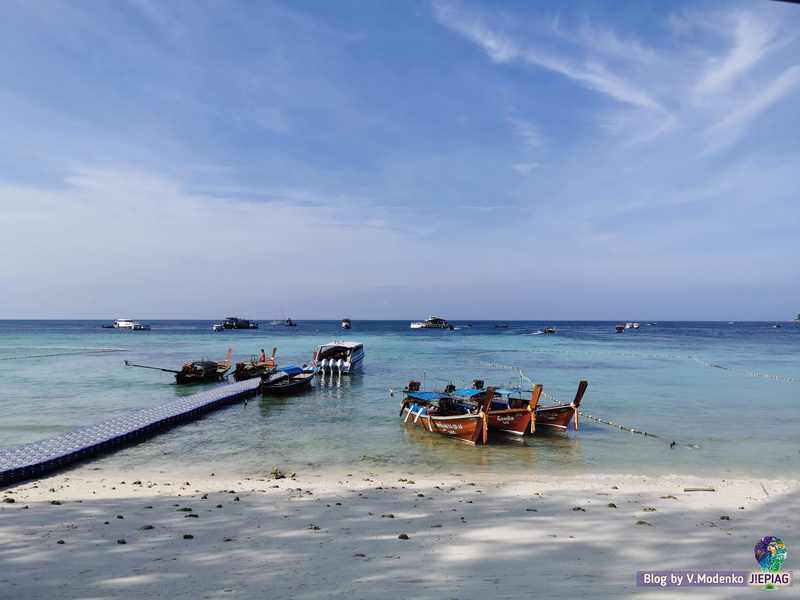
[445,381,542,436]
[410,316,454,330]
[232,348,278,381]
[222,316,259,329]
[528,380,587,432]
[398,381,494,444]
[124,349,233,384]
[259,365,315,395]
[615,325,625,333]
[113,319,150,330]
[442,379,587,434]
[314,340,364,374]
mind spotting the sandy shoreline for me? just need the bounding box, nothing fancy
[1,466,797,599]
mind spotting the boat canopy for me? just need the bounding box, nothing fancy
[452,388,485,398]
[279,366,305,375]
[407,391,451,402]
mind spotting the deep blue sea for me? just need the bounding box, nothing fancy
[1,319,797,479]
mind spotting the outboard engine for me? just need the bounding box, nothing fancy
[473,379,484,389]
[320,359,329,371]
[336,358,344,371]
[407,380,421,392]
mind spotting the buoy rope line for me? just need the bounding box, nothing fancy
[468,348,799,439]
[687,356,800,382]
[0,347,126,360]
[469,349,800,383]
[468,350,664,439]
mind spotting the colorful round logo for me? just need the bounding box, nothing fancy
[754,536,788,590]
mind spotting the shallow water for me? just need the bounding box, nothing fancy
[1,319,798,479]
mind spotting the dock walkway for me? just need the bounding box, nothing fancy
[0,378,260,486]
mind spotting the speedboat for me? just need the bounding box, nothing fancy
[315,341,364,374]
[212,324,224,331]
[114,319,150,330]
[341,318,351,329]
[410,316,454,330]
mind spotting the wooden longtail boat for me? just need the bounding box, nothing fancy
[489,380,588,432]
[446,383,542,436]
[442,379,588,434]
[398,382,495,444]
[124,349,233,385]
[259,365,316,395]
[232,348,277,381]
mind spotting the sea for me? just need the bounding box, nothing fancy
[1,319,798,480]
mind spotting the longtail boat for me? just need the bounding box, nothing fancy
[440,379,588,434]
[478,380,587,433]
[533,380,587,431]
[259,365,316,395]
[124,349,233,385]
[232,348,278,381]
[398,381,495,444]
[445,382,542,436]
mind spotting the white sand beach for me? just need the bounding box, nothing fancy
[1,466,796,599]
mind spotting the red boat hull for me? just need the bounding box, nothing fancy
[487,408,533,436]
[400,405,485,443]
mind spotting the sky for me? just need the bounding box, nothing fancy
[1,0,798,321]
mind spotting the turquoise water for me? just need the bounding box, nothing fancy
[1,320,798,479]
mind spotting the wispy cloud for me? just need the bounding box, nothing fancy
[434,0,663,111]
[512,163,540,174]
[507,118,546,147]
[692,11,777,101]
[703,64,800,154]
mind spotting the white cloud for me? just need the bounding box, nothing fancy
[435,1,663,112]
[693,11,777,101]
[703,65,800,154]
[507,118,545,147]
[512,163,540,174]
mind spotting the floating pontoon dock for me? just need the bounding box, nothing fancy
[0,378,261,486]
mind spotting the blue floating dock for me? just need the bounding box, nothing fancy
[0,378,260,487]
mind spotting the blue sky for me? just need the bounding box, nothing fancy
[1,0,798,320]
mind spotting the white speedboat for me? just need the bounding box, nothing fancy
[315,340,364,374]
[341,318,351,329]
[114,319,150,330]
[212,324,224,332]
[410,316,454,330]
